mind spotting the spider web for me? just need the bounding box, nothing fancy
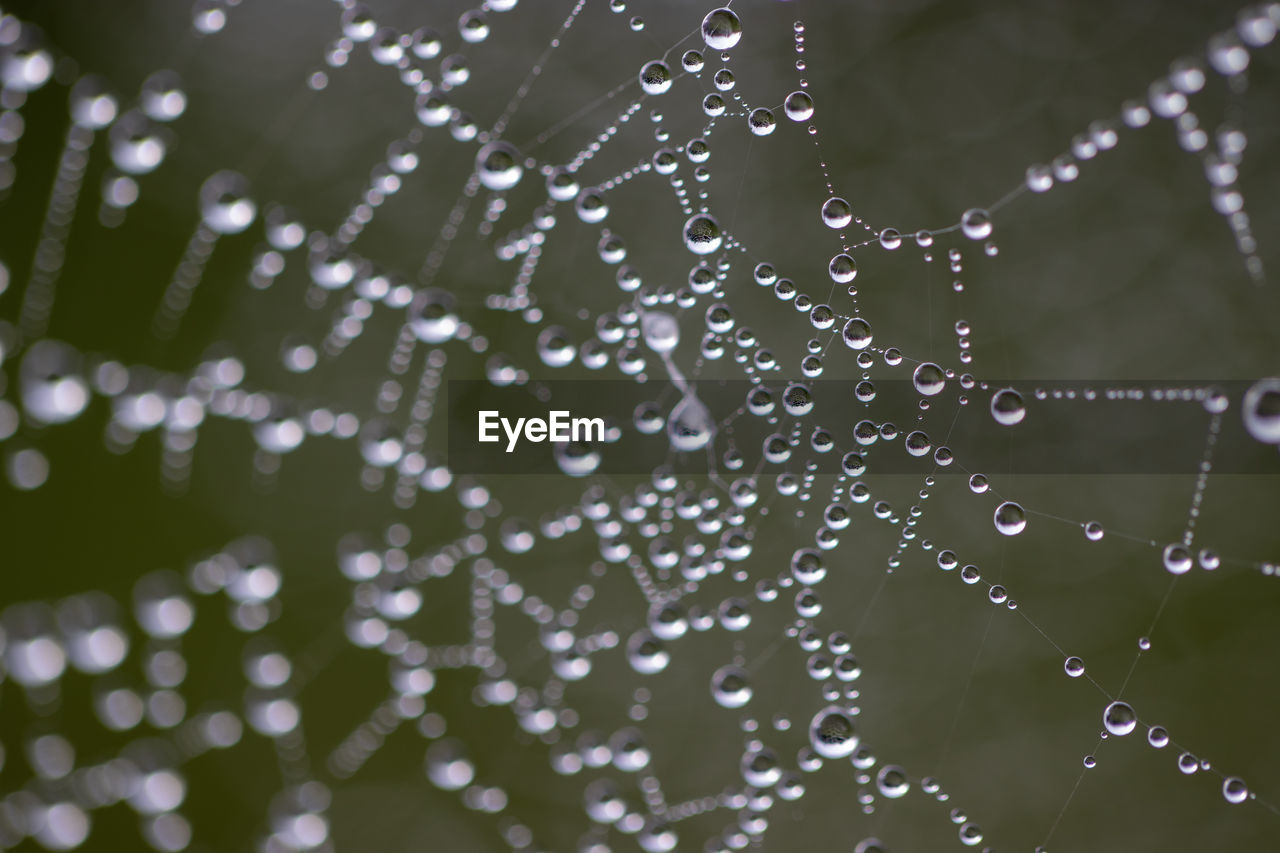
[1,1,1279,852]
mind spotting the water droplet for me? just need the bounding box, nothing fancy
[784,91,814,121]
[821,197,852,229]
[475,140,523,191]
[747,108,776,136]
[638,60,672,96]
[641,311,679,353]
[701,8,742,51]
[1162,543,1192,575]
[683,214,723,255]
[20,340,90,425]
[408,289,459,343]
[710,665,752,708]
[875,765,909,798]
[545,167,579,201]
[667,395,715,452]
[808,705,858,758]
[990,388,1025,425]
[426,739,475,790]
[199,171,256,234]
[791,548,826,584]
[1242,377,1280,443]
[958,822,983,847]
[828,253,857,283]
[783,383,813,416]
[912,363,945,396]
[1103,700,1137,736]
[960,208,992,240]
[1223,777,1249,804]
[536,325,576,367]
[626,630,669,674]
[741,745,782,787]
[994,501,1026,536]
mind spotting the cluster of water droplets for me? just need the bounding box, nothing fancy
[1,1,1279,852]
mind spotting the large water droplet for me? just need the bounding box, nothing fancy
[1103,700,1137,736]
[841,318,873,350]
[641,311,679,353]
[821,197,852,229]
[784,90,814,121]
[20,340,90,425]
[1242,377,1280,443]
[960,208,992,240]
[667,395,715,452]
[875,765,909,798]
[808,705,858,758]
[475,140,523,191]
[626,630,669,674]
[425,739,475,790]
[536,325,576,367]
[994,501,1026,536]
[912,362,946,396]
[827,255,856,286]
[710,665,752,708]
[701,8,742,51]
[990,388,1025,426]
[199,171,256,234]
[1162,543,1192,574]
[747,108,776,136]
[408,289,459,343]
[683,213,722,255]
[1223,777,1249,804]
[639,60,672,96]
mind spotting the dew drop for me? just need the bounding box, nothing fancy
[912,363,945,396]
[711,665,752,708]
[993,501,1026,536]
[784,90,814,121]
[875,765,909,798]
[638,60,672,96]
[408,289,459,343]
[1162,543,1192,575]
[701,8,742,51]
[1242,377,1280,444]
[667,395,715,452]
[828,253,857,283]
[747,108,776,136]
[1223,777,1249,804]
[960,208,992,240]
[990,388,1025,426]
[475,141,523,191]
[1103,700,1137,736]
[199,170,256,234]
[821,197,852,229]
[683,214,723,255]
[808,705,858,759]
